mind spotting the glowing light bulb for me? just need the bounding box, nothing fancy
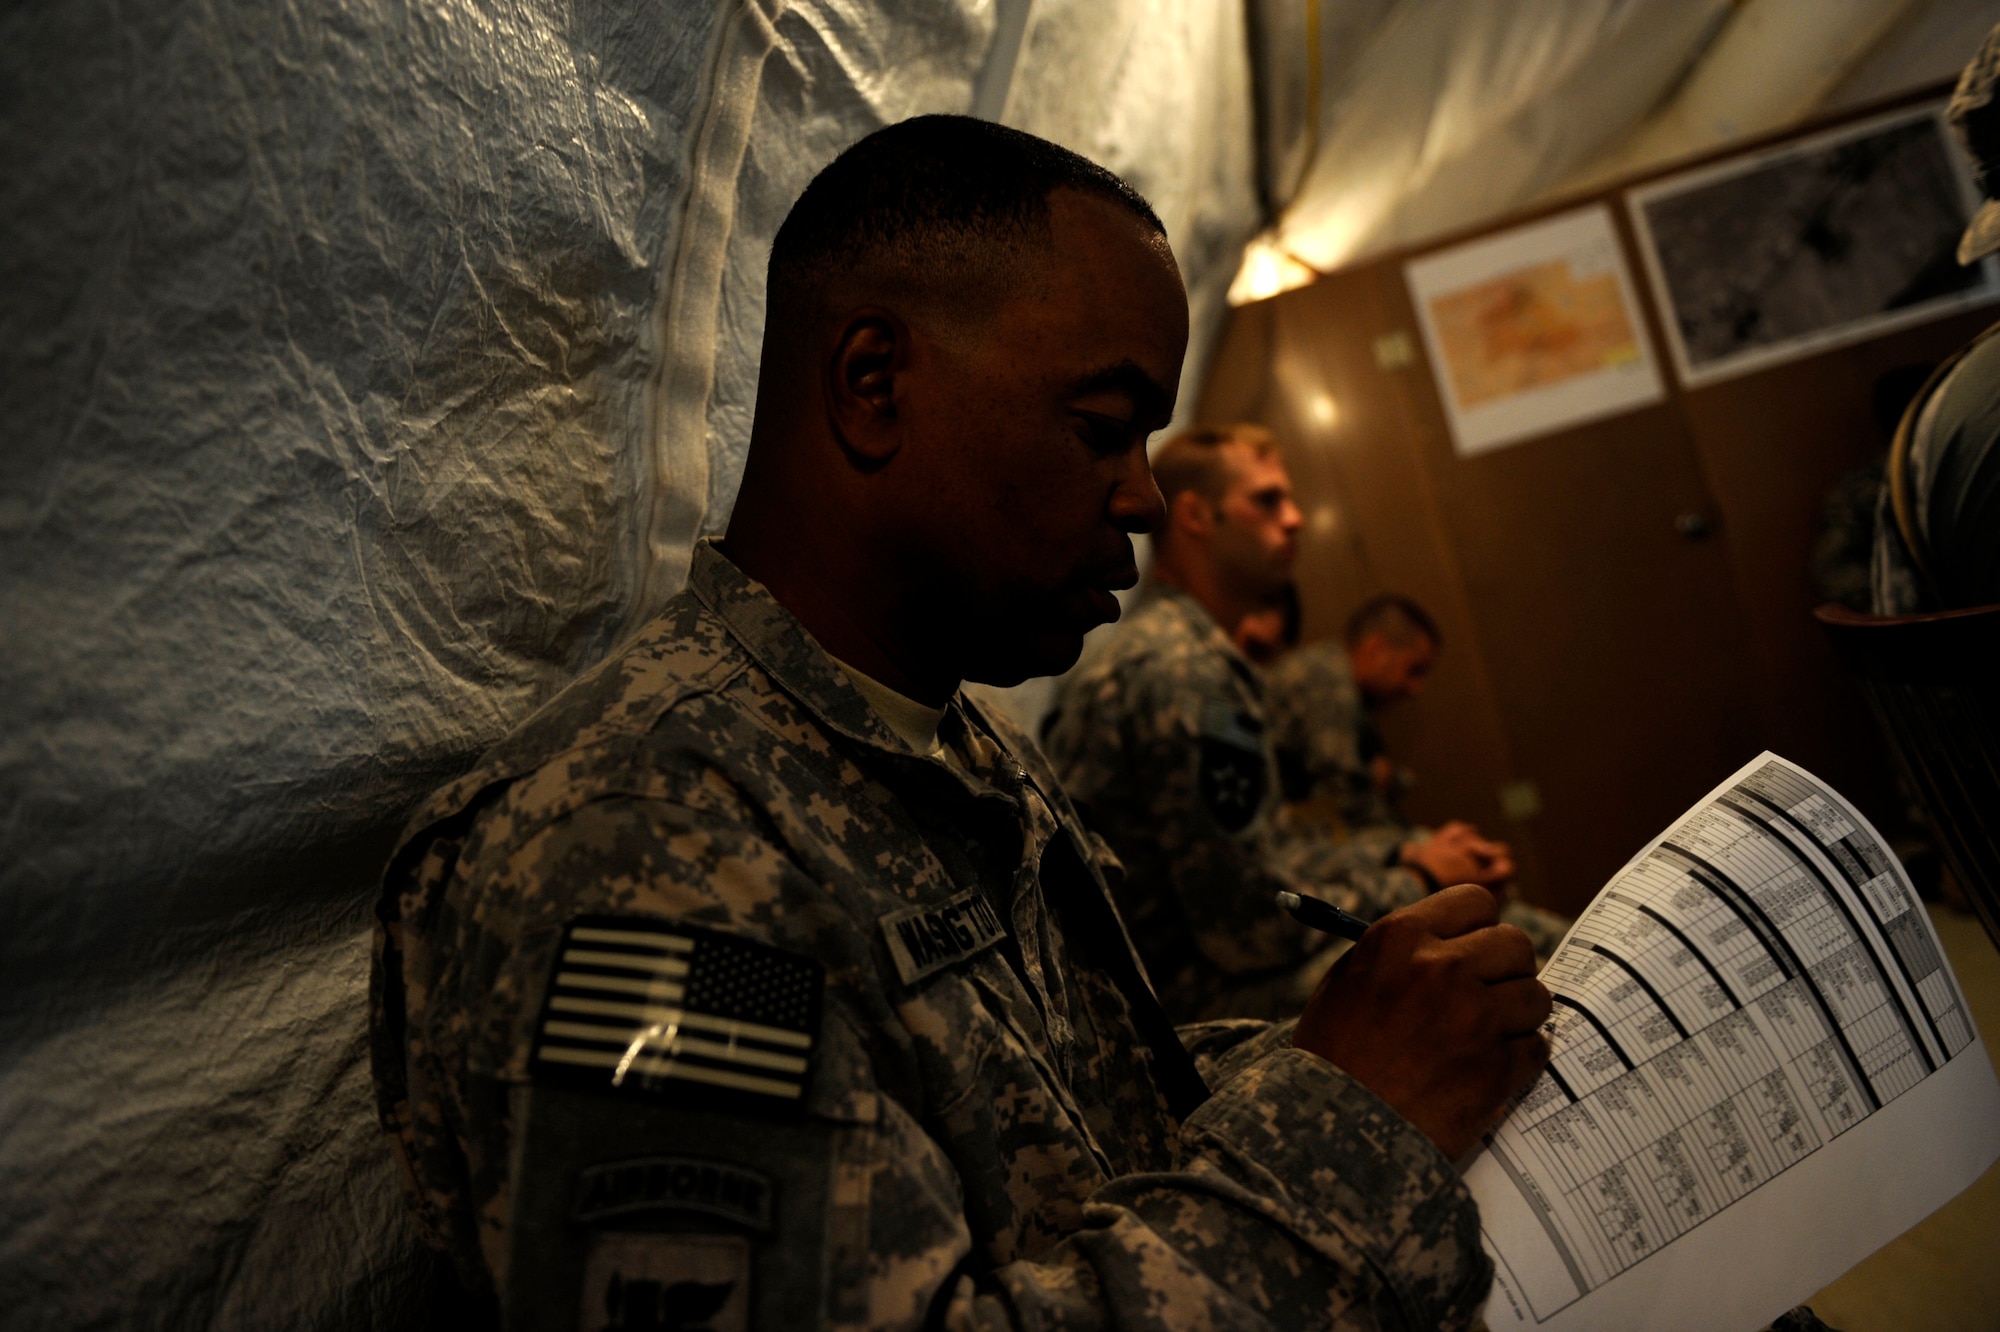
[1227,237,1317,304]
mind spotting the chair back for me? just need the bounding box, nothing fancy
[1816,602,2000,956]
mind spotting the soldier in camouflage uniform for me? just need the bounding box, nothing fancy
[372,117,1554,1329]
[1265,626,1406,840]
[1045,430,1528,1021]
[1262,598,1570,961]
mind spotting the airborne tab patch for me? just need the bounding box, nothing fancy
[879,890,1006,987]
[573,1156,774,1234]
[531,917,821,1112]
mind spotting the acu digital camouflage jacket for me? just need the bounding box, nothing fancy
[1264,639,1408,833]
[1041,584,1427,1023]
[1262,642,1571,962]
[371,541,1491,1331]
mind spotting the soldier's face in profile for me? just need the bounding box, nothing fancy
[1208,445,1302,600]
[1353,632,1437,704]
[898,191,1187,685]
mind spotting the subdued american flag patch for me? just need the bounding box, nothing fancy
[531,917,821,1111]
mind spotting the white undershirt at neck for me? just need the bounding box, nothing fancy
[831,656,946,758]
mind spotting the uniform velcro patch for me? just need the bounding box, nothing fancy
[531,917,821,1111]
[573,1156,774,1234]
[1199,701,1267,834]
[879,890,1006,987]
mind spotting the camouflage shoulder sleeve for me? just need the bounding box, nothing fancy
[1271,821,1429,923]
[505,1014,1488,1332]
[434,796,1486,1331]
[1265,647,1367,788]
[1260,647,1323,759]
[1083,653,1335,977]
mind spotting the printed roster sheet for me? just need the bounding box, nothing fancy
[1470,754,2000,1331]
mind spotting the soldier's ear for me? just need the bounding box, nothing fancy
[826,309,908,465]
[1169,486,1216,540]
[1350,634,1385,674]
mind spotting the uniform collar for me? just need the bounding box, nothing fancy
[686,538,916,755]
[686,539,1021,791]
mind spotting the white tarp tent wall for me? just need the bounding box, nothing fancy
[1,0,1990,1327]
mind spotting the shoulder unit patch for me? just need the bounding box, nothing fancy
[532,917,822,1112]
[582,1232,749,1332]
[1198,701,1267,834]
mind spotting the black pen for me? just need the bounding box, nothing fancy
[1275,890,1371,941]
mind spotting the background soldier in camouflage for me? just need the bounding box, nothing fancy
[372,117,1553,1330]
[1044,428,1528,1020]
[1263,598,1570,960]
[1265,595,1433,837]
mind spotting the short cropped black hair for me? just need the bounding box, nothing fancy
[768,115,1163,318]
[1344,594,1440,650]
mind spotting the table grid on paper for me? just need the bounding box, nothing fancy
[1486,760,1974,1314]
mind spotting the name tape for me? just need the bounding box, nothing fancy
[879,890,1006,987]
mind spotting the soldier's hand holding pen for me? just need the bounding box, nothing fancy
[1290,883,1551,1159]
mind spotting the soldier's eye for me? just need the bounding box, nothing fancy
[1074,411,1135,456]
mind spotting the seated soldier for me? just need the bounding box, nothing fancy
[371,117,1551,1330]
[1043,426,1519,1021]
[1231,579,1299,668]
[1265,594,1570,959]
[1266,594,1440,846]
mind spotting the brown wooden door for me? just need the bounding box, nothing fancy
[1373,254,1766,914]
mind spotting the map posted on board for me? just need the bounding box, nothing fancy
[1471,753,2000,1332]
[1405,204,1665,457]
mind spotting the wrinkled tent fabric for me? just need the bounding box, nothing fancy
[0,1,1256,1326]
[1234,0,1743,281]
[1,0,720,1323]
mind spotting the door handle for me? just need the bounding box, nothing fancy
[1674,511,1714,541]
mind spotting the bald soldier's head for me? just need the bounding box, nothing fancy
[725,117,1186,703]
